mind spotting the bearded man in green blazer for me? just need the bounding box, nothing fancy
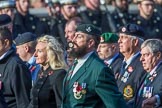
[62,24,127,108]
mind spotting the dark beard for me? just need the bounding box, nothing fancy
[69,45,87,58]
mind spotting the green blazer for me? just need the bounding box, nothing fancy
[62,52,127,108]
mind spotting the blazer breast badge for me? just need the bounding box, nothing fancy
[123,85,133,100]
[73,82,87,100]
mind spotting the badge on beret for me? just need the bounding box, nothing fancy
[73,82,87,100]
[86,26,91,32]
[100,36,104,43]
[123,85,133,99]
[122,27,126,32]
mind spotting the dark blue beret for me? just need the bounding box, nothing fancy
[76,24,101,36]
[0,14,11,27]
[14,32,36,46]
[119,23,145,38]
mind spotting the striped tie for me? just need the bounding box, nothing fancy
[120,61,127,75]
[138,74,150,96]
[65,59,78,85]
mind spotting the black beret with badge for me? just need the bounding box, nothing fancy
[0,0,15,9]
[119,23,145,38]
[100,33,119,43]
[76,24,101,36]
[0,14,12,27]
[14,32,37,46]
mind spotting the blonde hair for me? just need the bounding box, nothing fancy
[37,35,66,70]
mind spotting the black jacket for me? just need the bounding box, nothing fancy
[134,63,162,108]
[28,67,66,108]
[0,47,32,108]
[117,54,146,102]
[13,12,49,39]
[0,90,7,108]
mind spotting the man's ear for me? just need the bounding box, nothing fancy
[88,39,95,48]
[132,38,139,47]
[4,39,10,48]
[156,51,162,60]
[23,44,29,53]
[111,44,117,51]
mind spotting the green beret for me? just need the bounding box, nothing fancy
[76,24,101,36]
[100,33,119,43]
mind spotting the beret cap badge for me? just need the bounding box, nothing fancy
[122,27,126,32]
[100,37,104,43]
[86,26,91,32]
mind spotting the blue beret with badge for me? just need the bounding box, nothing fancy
[76,24,101,36]
[0,14,12,27]
[0,0,15,9]
[119,23,145,38]
[14,32,37,46]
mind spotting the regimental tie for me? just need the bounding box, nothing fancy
[65,59,78,85]
[138,74,151,97]
[120,61,127,76]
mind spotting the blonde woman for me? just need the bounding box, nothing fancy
[28,35,67,108]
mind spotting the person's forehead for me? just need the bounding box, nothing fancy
[119,33,131,37]
[75,31,87,36]
[62,4,77,8]
[141,46,150,52]
[140,0,154,4]
[19,0,29,2]
[37,42,47,47]
[16,45,23,48]
[115,0,128,3]
[99,43,113,46]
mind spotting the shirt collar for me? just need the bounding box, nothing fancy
[28,56,36,65]
[125,52,140,66]
[104,53,119,65]
[0,48,11,60]
[150,61,162,75]
[77,51,94,63]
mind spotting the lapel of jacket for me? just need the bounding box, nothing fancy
[147,63,162,86]
[118,55,140,88]
[63,52,96,98]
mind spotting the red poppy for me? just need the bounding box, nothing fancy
[128,66,133,73]
[76,85,82,92]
